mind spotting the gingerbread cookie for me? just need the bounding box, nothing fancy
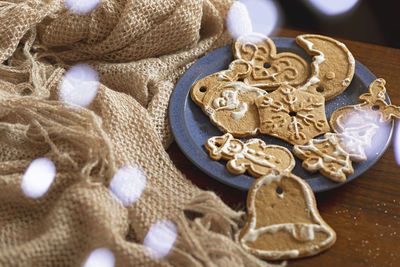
[296,34,355,100]
[198,82,266,137]
[334,130,375,162]
[239,170,336,260]
[233,33,309,90]
[330,78,400,131]
[330,79,400,161]
[190,59,252,106]
[255,84,331,145]
[293,133,353,182]
[205,133,295,177]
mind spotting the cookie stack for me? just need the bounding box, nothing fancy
[190,33,400,260]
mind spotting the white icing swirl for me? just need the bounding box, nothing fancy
[231,102,248,120]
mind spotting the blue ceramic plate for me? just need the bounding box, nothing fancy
[169,37,394,192]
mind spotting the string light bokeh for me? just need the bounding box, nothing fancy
[83,248,115,267]
[59,64,99,108]
[64,0,100,14]
[227,0,281,40]
[306,0,360,16]
[144,220,177,260]
[109,165,147,207]
[21,158,56,199]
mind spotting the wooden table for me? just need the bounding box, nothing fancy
[167,29,400,266]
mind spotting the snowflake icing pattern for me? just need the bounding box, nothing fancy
[255,85,330,145]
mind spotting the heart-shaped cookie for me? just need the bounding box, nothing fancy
[205,133,295,177]
[233,33,309,90]
[239,170,336,260]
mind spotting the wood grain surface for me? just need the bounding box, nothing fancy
[167,28,400,266]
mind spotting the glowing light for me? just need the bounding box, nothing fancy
[59,64,99,108]
[336,110,393,160]
[394,120,400,165]
[64,0,100,14]
[227,1,253,40]
[109,165,147,207]
[307,0,359,16]
[21,158,56,198]
[144,220,177,260]
[83,248,115,267]
[227,0,280,39]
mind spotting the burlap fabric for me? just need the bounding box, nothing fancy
[0,1,278,266]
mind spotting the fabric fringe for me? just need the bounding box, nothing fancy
[0,96,116,185]
[165,192,285,267]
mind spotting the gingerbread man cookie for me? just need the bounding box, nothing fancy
[255,84,331,145]
[293,133,354,182]
[296,34,355,100]
[239,170,336,260]
[205,133,295,177]
[233,33,309,90]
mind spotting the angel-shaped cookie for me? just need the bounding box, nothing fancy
[205,133,295,177]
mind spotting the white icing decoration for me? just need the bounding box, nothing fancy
[297,36,325,91]
[213,90,239,110]
[228,143,278,172]
[229,142,243,153]
[348,52,355,66]
[209,135,295,175]
[336,112,379,147]
[225,82,266,95]
[256,151,265,156]
[342,78,351,86]
[240,171,335,259]
[203,82,266,131]
[231,102,248,120]
[216,72,231,81]
[257,86,330,141]
[247,148,256,154]
[216,59,252,82]
[204,106,214,116]
[293,133,352,179]
[206,133,234,157]
[337,41,355,67]
[297,35,354,92]
[244,153,276,169]
[234,33,268,60]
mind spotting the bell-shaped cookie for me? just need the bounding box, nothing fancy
[239,171,336,260]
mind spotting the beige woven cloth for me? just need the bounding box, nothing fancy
[0,1,277,266]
